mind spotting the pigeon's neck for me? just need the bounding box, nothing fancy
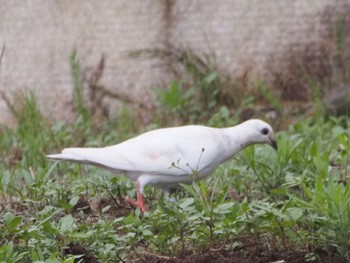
[221,123,256,158]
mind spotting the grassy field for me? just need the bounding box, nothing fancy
[1,90,350,263]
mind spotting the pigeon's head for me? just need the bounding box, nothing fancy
[242,119,277,151]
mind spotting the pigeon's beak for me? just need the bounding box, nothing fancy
[269,136,278,151]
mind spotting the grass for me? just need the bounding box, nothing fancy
[1,88,350,262]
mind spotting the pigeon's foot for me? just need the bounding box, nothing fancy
[124,193,147,212]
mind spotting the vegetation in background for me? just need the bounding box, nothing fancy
[134,13,350,129]
[130,47,257,127]
[70,49,90,125]
[0,91,51,168]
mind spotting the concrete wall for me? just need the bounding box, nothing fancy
[0,0,348,125]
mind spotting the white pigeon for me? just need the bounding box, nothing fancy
[47,119,277,212]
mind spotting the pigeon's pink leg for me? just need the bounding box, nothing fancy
[124,181,147,212]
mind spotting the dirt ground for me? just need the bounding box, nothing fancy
[66,241,345,263]
[138,249,345,263]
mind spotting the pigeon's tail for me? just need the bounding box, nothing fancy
[46,153,85,162]
[46,148,95,163]
[46,147,122,172]
[46,147,125,173]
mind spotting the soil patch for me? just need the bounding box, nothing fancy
[138,249,345,263]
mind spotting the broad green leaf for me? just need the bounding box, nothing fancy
[59,215,75,232]
[179,198,194,210]
[3,212,22,232]
[213,202,236,214]
[287,207,304,221]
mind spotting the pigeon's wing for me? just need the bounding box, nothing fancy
[48,126,224,176]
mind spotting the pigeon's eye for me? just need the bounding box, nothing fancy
[261,128,269,135]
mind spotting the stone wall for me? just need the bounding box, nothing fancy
[0,0,348,125]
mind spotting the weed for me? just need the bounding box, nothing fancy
[2,91,51,168]
[131,47,257,126]
[70,49,90,125]
[255,79,282,114]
